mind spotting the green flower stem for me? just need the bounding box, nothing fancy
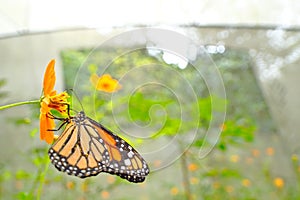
[0,100,40,111]
[36,157,50,200]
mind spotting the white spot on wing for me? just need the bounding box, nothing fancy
[124,159,131,166]
[127,151,134,158]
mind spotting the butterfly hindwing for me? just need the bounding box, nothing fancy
[48,111,150,183]
[88,118,150,182]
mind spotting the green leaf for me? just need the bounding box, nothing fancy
[151,118,181,138]
[218,119,256,148]
[15,170,30,180]
[8,117,31,126]
[88,63,98,74]
[29,128,38,138]
[16,192,33,200]
[0,79,7,87]
[0,170,12,181]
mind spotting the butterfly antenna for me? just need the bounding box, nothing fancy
[67,88,84,113]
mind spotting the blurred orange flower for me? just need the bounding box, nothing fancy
[188,163,198,171]
[213,182,220,189]
[242,179,251,187]
[170,187,179,195]
[40,59,69,144]
[190,177,199,185]
[225,185,234,193]
[101,190,110,199]
[90,73,121,93]
[273,177,284,189]
[265,147,274,156]
[251,149,260,157]
[230,155,240,163]
[66,181,75,190]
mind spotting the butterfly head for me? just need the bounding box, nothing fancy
[72,111,86,124]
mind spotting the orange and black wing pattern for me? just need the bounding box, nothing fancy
[48,111,150,183]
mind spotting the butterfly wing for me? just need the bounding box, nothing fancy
[48,116,111,178]
[87,117,150,182]
[48,111,150,183]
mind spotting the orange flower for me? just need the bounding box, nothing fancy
[170,187,179,195]
[190,177,199,185]
[66,181,75,190]
[251,149,260,157]
[101,190,110,199]
[273,177,284,189]
[265,147,274,156]
[40,59,69,144]
[90,73,121,93]
[225,185,234,193]
[188,163,198,171]
[230,155,240,163]
[242,179,251,187]
[213,182,220,189]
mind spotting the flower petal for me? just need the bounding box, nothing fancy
[43,59,56,95]
[90,73,121,93]
[39,111,55,144]
[90,73,99,88]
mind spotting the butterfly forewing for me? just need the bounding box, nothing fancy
[48,114,110,178]
[48,111,150,183]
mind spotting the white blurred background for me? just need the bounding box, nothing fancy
[1,0,300,36]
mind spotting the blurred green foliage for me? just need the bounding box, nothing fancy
[0,79,8,99]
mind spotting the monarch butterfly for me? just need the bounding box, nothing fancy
[48,111,150,183]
